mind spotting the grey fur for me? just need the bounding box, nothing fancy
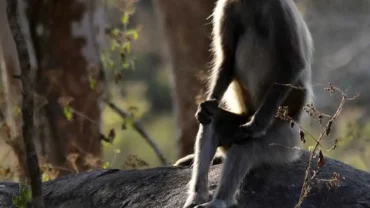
[177,0,314,207]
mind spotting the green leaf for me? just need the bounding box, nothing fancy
[111,28,120,37]
[12,195,23,208]
[102,162,110,169]
[42,173,50,182]
[126,29,139,40]
[121,14,129,25]
[120,42,131,54]
[63,106,73,121]
[25,187,32,202]
[89,76,97,90]
[122,61,130,70]
[13,183,32,208]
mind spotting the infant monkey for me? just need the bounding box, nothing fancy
[175,0,314,207]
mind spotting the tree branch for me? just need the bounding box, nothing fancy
[103,99,169,165]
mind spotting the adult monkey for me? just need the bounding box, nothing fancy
[175,0,314,207]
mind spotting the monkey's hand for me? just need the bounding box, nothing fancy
[232,119,268,143]
[195,99,219,124]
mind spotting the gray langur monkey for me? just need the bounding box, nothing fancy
[174,0,314,207]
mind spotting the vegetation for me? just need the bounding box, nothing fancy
[0,0,369,207]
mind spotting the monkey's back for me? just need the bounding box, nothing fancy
[221,0,313,122]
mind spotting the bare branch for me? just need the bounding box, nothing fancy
[102,99,169,165]
[295,84,358,208]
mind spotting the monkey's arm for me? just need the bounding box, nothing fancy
[234,1,306,140]
[196,3,241,125]
[207,2,241,102]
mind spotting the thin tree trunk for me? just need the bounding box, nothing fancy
[155,0,215,157]
[6,0,44,205]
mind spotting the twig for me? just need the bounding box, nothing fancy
[6,0,44,207]
[274,83,358,207]
[295,86,358,208]
[102,99,169,165]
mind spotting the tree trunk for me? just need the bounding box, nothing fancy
[0,0,28,181]
[24,0,106,176]
[155,0,215,158]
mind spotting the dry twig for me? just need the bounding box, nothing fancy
[294,84,359,208]
[103,99,169,165]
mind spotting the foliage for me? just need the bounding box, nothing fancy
[100,0,142,84]
[12,183,32,208]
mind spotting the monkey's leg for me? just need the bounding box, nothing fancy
[183,108,249,207]
[196,120,302,208]
[184,124,220,208]
[176,107,248,168]
[183,109,248,208]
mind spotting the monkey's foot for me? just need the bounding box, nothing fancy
[174,153,225,167]
[196,99,219,124]
[183,192,210,208]
[194,199,237,208]
[174,154,195,166]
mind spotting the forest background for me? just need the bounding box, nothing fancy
[0,0,369,183]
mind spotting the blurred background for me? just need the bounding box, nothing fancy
[0,0,369,182]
